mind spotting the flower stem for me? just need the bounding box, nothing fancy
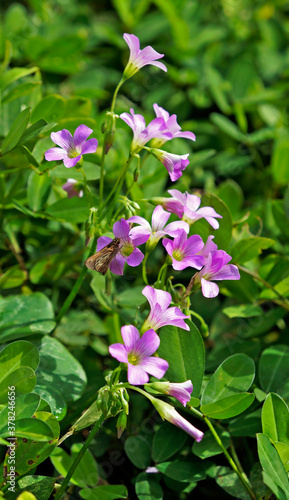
[55,235,98,324]
[237,264,289,311]
[192,410,256,500]
[99,76,126,206]
[54,411,108,500]
[100,154,134,217]
[142,251,150,285]
[80,167,93,208]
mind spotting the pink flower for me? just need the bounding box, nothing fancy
[62,179,83,198]
[198,235,218,258]
[151,397,204,442]
[128,205,189,248]
[163,190,222,229]
[141,285,190,332]
[45,125,98,168]
[153,103,196,146]
[151,150,190,182]
[195,250,240,298]
[96,219,149,275]
[120,109,172,152]
[163,230,204,271]
[123,34,167,78]
[149,380,193,407]
[109,325,169,385]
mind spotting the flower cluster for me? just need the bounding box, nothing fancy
[43,33,242,444]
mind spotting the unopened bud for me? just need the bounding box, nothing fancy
[116,411,127,438]
[105,130,115,154]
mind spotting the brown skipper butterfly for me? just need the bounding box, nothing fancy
[85,238,121,275]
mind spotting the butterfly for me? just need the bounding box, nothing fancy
[85,238,121,275]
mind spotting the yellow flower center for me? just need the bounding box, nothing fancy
[172,250,183,261]
[121,243,134,257]
[127,353,138,365]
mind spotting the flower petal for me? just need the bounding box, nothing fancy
[212,264,240,281]
[165,221,189,237]
[81,138,98,155]
[126,247,144,267]
[109,253,125,275]
[51,129,74,151]
[96,236,113,252]
[201,278,219,298]
[127,364,149,385]
[113,219,130,239]
[121,325,140,350]
[73,124,93,149]
[63,156,82,168]
[135,329,160,358]
[123,33,140,61]
[109,343,128,363]
[139,357,169,379]
[151,205,170,232]
[128,215,151,232]
[130,229,151,247]
[45,147,67,161]
[142,286,172,312]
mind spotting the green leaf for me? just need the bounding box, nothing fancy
[0,417,53,441]
[1,107,30,156]
[0,340,39,375]
[0,293,55,342]
[79,485,128,500]
[33,386,67,421]
[229,409,262,437]
[1,67,38,91]
[223,304,263,319]
[135,472,163,500]
[158,321,205,398]
[0,268,26,289]
[11,476,55,500]
[51,443,98,487]
[0,393,40,431]
[49,161,100,181]
[71,400,102,432]
[4,412,59,476]
[124,435,151,469]
[31,94,65,123]
[259,345,289,393]
[210,113,247,142]
[45,197,90,223]
[27,172,51,211]
[230,236,275,264]
[257,433,289,498]
[152,422,187,463]
[156,460,205,482]
[262,393,289,445]
[200,393,255,419]
[271,131,289,185]
[206,66,231,114]
[260,275,289,300]
[193,429,230,459]
[201,354,255,405]
[2,82,42,105]
[31,336,87,403]
[19,119,48,144]
[0,367,36,404]
[215,466,251,500]
[274,443,289,472]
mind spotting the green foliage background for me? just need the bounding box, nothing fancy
[0,0,289,499]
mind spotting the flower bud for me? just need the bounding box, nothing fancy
[116,411,127,438]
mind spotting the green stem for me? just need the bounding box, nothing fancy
[156,261,169,289]
[54,412,107,500]
[238,264,289,310]
[142,251,150,285]
[100,154,134,217]
[55,235,98,324]
[99,76,126,206]
[203,414,256,500]
[99,143,106,207]
[110,77,125,114]
[80,167,93,208]
[186,309,209,337]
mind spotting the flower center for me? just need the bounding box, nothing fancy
[121,243,134,257]
[172,249,183,261]
[127,352,139,365]
[68,147,80,159]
